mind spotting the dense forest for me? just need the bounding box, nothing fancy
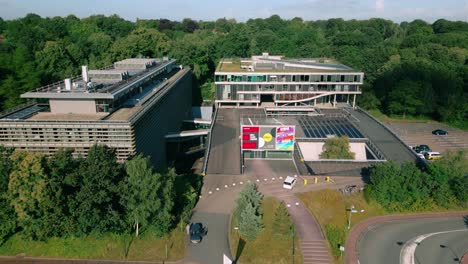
[0,14,467,126]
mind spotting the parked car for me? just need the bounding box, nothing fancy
[432,129,448,135]
[412,144,431,154]
[283,176,297,189]
[189,223,207,244]
[424,152,443,160]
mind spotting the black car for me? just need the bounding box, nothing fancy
[432,129,448,135]
[413,145,431,153]
[189,223,207,244]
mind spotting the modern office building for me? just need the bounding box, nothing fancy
[0,57,192,168]
[215,53,364,108]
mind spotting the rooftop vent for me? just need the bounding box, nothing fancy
[64,78,72,91]
[82,65,89,82]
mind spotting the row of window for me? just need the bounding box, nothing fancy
[215,74,362,83]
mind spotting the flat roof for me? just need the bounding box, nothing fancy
[106,106,142,121]
[28,112,109,121]
[216,56,359,73]
[21,59,175,100]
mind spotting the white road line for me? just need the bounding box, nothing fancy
[400,229,468,264]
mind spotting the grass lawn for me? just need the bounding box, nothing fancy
[297,189,387,263]
[229,197,303,264]
[0,228,186,261]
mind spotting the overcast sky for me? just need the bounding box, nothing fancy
[0,0,467,22]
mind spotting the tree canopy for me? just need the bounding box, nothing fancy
[0,14,466,124]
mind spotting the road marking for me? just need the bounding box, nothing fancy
[400,229,468,264]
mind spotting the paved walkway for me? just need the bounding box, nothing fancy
[247,159,334,264]
[345,211,468,264]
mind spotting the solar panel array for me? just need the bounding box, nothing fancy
[3,105,45,120]
[296,116,364,138]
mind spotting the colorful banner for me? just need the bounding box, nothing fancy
[242,125,295,151]
[275,126,295,150]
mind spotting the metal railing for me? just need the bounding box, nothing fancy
[201,105,218,175]
[292,142,310,175]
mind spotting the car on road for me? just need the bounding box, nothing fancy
[432,129,448,135]
[283,176,297,189]
[424,151,443,160]
[189,223,207,244]
[412,144,431,154]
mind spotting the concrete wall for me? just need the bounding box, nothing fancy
[133,69,192,170]
[299,142,366,161]
[50,99,96,114]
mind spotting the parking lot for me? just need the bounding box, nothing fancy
[386,121,468,154]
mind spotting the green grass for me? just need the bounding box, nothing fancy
[0,228,186,261]
[297,189,387,263]
[229,197,303,264]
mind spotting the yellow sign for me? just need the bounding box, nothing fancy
[263,132,273,142]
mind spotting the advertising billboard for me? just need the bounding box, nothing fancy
[242,125,295,151]
[258,126,276,150]
[242,126,259,149]
[275,126,295,151]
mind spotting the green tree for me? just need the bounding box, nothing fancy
[272,201,293,237]
[0,146,16,244]
[70,145,125,235]
[387,79,424,117]
[47,148,80,235]
[320,136,355,160]
[234,183,263,241]
[234,183,263,223]
[238,202,262,241]
[111,28,170,60]
[6,151,55,239]
[121,154,173,237]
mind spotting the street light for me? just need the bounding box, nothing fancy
[347,205,365,229]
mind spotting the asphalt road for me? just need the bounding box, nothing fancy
[207,108,241,175]
[356,217,468,264]
[415,229,468,264]
[347,109,417,164]
[185,211,232,264]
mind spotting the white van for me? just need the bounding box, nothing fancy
[283,176,297,189]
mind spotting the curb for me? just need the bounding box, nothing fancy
[344,211,468,264]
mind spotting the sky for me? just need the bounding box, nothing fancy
[0,0,467,22]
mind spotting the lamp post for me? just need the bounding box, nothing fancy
[347,205,364,230]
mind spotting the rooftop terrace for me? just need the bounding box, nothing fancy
[21,58,176,100]
[217,54,358,73]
